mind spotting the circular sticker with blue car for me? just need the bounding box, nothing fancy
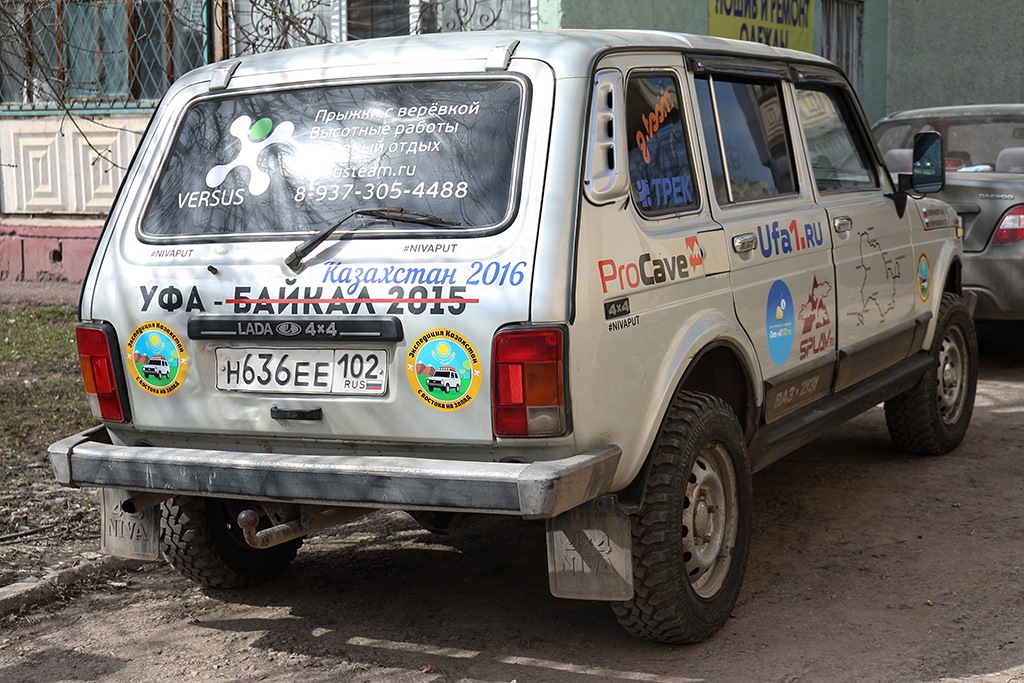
[126,321,188,396]
[406,328,482,412]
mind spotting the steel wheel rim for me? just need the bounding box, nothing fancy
[681,441,738,598]
[937,325,968,426]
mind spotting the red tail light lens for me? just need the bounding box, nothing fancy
[76,323,129,423]
[492,327,567,437]
[992,206,1024,245]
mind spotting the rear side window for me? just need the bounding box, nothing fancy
[625,73,697,217]
[142,79,523,238]
[796,87,877,192]
[695,76,796,204]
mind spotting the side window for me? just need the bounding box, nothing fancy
[796,87,878,191]
[694,75,796,204]
[625,73,697,217]
[694,78,728,205]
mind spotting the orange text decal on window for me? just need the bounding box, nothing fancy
[635,90,676,165]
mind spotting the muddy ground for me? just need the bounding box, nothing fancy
[0,280,1022,683]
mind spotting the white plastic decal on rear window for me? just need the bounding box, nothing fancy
[144,80,523,237]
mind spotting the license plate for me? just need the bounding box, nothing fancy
[216,347,388,395]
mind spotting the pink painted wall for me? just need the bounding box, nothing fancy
[0,222,102,282]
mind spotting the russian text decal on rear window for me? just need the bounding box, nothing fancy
[143,79,523,237]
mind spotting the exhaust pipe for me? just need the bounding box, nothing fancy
[237,506,371,548]
[120,492,174,514]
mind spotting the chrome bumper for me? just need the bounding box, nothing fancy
[48,427,621,519]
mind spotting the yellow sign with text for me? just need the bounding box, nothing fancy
[708,0,815,52]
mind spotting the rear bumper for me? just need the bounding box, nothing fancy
[48,427,621,520]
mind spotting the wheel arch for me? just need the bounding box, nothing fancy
[941,252,963,295]
[678,342,758,442]
[923,243,966,350]
[614,319,759,510]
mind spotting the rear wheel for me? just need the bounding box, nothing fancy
[161,496,302,589]
[612,392,752,644]
[885,292,977,455]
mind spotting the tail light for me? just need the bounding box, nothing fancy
[492,327,567,437]
[992,206,1024,245]
[76,323,130,423]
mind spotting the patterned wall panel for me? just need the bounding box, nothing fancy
[0,116,149,216]
[69,126,129,213]
[11,128,66,212]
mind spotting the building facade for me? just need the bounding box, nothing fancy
[1,0,1022,281]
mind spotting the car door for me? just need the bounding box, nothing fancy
[690,59,836,423]
[792,68,918,391]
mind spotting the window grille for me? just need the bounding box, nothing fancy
[0,0,208,111]
[0,1,536,109]
[226,0,537,56]
[822,0,863,88]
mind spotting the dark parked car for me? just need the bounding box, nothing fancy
[874,105,1024,320]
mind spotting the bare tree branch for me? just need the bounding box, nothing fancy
[1,1,523,175]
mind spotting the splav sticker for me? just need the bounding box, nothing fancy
[406,329,482,412]
[126,321,188,396]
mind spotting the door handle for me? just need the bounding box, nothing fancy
[732,233,757,253]
[833,216,853,233]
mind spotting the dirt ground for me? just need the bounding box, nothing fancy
[0,280,1022,683]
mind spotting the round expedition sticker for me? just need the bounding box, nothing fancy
[406,329,482,412]
[917,253,931,302]
[126,321,188,396]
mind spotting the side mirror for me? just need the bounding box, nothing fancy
[912,131,944,194]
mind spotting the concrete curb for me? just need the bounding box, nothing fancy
[0,552,136,616]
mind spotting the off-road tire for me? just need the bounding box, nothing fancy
[161,496,302,589]
[885,292,977,455]
[612,392,753,644]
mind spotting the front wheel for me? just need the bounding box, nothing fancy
[885,292,977,455]
[161,496,302,589]
[612,392,752,644]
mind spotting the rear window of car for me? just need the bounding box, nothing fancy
[142,78,524,238]
[874,115,1024,173]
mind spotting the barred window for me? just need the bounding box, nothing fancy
[0,0,207,110]
[226,0,537,56]
[0,1,537,109]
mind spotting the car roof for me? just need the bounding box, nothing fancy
[174,29,836,91]
[877,103,1024,124]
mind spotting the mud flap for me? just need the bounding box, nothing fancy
[545,502,633,600]
[100,489,161,561]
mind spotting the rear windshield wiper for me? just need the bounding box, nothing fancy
[285,206,460,272]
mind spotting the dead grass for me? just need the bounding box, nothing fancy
[0,303,99,583]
